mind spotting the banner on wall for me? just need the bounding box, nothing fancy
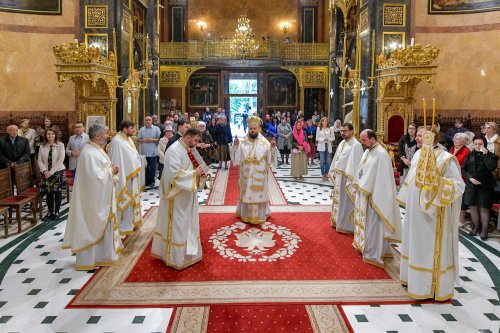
[0,0,62,15]
[428,0,500,15]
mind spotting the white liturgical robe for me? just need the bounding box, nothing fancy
[398,148,465,300]
[108,132,143,235]
[151,139,202,269]
[62,142,122,270]
[351,144,402,267]
[329,138,363,233]
[231,134,275,224]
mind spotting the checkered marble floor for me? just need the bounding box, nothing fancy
[0,161,499,333]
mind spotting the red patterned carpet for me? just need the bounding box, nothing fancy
[125,212,390,283]
[206,305,313,332]
[223,164,240,205]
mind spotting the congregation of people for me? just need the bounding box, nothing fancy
[1,109,499,302]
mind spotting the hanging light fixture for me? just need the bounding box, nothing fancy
[231,11,258,58]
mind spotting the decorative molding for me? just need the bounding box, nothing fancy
[85,5,108,29]
[160,71,181,85]
[169,0,187,5]
[304,71,326,86]
[383,4,406,27]
[300,0,319,6]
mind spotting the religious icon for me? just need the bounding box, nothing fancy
[266,74,297,107]
[188,74,219,107]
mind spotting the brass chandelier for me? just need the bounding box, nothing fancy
[231,12,258,58]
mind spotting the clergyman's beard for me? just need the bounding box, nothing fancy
[249,132,258,139]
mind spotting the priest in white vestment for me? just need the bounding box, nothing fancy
[329,123,363,233]
[63,124,122,270]
[108,120,143,235]
[231,116,277,224]
[352,130,402,267]
[151,128,205,269]
[398,127,465,300]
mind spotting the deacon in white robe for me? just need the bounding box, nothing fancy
[351,130,402,267]
[151,128,205,269]
[63,124,122,270]
[398,127,465,300]
[329,123,363,233]
[231,117,276,224]
[108,120,143,235]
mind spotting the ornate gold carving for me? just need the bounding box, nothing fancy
[304,71,326,86]
[383,4,405,27]
[160,71,181,84]
[159,41,328,61]
[90,79,109,96]
[53,41,114,67]
[376,43,440,142]
[85,5,108,29]
[360,10,369,32]
[88,102,108,115]
[54,40,118,132]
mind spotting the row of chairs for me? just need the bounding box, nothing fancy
[0,163,73,238]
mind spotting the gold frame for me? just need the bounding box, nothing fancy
[0,1,61,14]
[382,32,406,52]
[85,33,109,57]
[85,5,108,29]
[383,3,406,27]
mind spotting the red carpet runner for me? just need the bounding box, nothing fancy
[206,304,313,332]
[125,212,390,283]
[223,164,240,205]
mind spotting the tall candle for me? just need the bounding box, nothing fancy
[371,31,375,78]
[432,98,436,128]
[113,28,118,72]
[145,35,149,84]
[129,18,133,70]
[423,98,427,128]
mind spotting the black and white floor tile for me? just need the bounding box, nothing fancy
[0,163,498,332]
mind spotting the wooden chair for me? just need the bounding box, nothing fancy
[0,206,8,238]
[0,168,38,237]
[14,163,42,220]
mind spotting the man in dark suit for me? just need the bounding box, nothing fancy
[0,125,31,169]
[165,117,190,152]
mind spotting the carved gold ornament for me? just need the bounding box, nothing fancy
[383,4,405,27]
[85,5,108,29]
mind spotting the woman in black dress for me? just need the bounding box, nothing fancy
[462,136,498,240]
